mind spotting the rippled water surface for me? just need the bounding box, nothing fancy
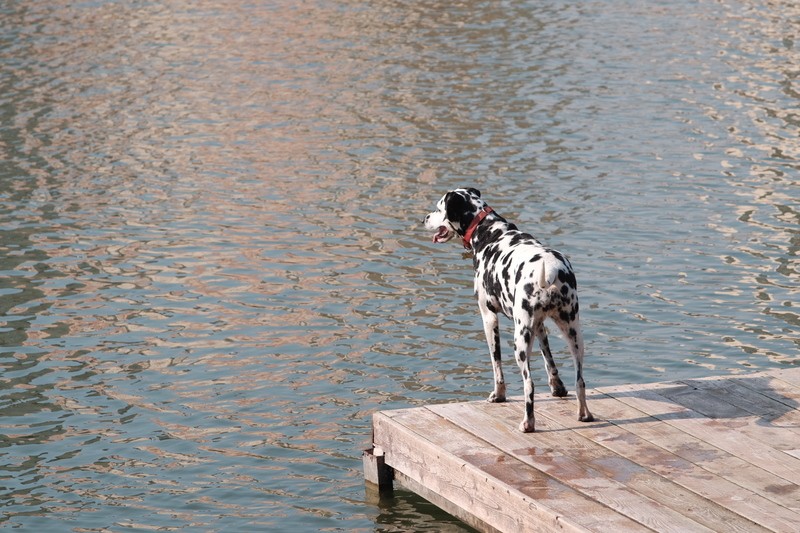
[1,0,798,530]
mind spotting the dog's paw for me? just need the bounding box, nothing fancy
[579,413,595,423]
[518,419,535,433]
[550,383,568,398]
[487,392,506,403]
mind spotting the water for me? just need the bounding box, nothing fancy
[0,0,797,530]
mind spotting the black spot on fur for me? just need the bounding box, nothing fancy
[484,244,501,264]
[492,334,502,361]
[483,270,504,301]
[502,263,511,284]
[473,219,509,252]
[526,391,534,417]
[521,298,533,315]
[523,283,535,297]
[557,269,578,290]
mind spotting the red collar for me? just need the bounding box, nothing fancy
[463,206,493,249]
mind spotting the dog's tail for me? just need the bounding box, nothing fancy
[539,257,559,289]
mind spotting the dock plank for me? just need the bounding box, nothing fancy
[669,379,800,447]
[682,376,800,434]
[374,407,646,532]
[732,374,800,412]
[369,367,800,532]
[541,390,797,531]
[772,367,800,388]
[430,400,718,533]
[599,380,800,486]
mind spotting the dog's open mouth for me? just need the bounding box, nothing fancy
[432,226,453,243]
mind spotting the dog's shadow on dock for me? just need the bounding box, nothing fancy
[583,372,800,430]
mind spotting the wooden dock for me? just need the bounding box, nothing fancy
[364,367,800,532]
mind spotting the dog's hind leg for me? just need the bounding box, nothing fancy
[479,300,506,403]
[514,317,536,432]
[556,317,594,422]
[534,322,568,397]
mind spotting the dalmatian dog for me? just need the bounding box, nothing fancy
[424,188,593,432]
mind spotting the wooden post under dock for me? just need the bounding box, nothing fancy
[364,367,800,532]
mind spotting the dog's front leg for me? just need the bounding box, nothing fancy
[479,301,505,403]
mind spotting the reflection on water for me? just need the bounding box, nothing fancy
[0,0,797,530]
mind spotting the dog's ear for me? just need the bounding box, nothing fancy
[442,191,454,208]
[444,191,469,231]
[467,188,481,198]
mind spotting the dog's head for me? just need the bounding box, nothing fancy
[424,188,486,244]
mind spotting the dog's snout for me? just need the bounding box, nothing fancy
[424,214,430,223]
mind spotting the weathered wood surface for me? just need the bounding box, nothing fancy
[369,367,800,532]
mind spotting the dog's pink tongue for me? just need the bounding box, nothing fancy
[433,226,448,243]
